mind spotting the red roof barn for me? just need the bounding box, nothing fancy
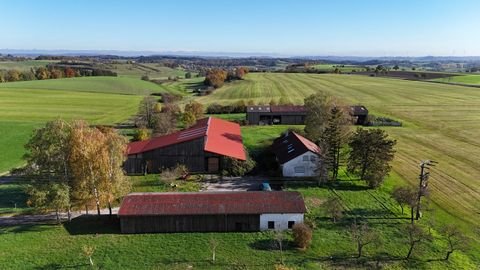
[124,117,246,174]
[118,191,306,233]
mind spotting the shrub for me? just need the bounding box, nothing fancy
[133,128,150,141]
[159,164,189,183]
[292,223,312,249]
[221,149,255,176]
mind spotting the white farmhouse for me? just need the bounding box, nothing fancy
[271,131,322,177]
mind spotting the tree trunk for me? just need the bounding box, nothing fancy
[357,243,363,258]
[108,201,112,217]
[93,187,101,216]
[406,244,415,259]
[55,209,60,224]
[85,205,89,215]
[67,207,71,222]
[400,204,404,214]
[411,207,415,224]
[445,250,453,261]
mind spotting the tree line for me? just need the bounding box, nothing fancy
[0,66,116,83]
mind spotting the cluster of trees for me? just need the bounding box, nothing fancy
[204,67,248,88]
[304,93,396,188]
[206,101,247,114]
[22,120,130,222]
[0,65,116,83]
[182,101,204,127]
[135,96,181,139]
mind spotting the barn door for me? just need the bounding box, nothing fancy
[207,157,220,172]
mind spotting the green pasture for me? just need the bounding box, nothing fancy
[432,74,480,85]
[195,73,480,229]
[0,60,55,71]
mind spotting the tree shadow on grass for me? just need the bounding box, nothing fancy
[2,223,53,234]
[33,263,91,270]
[63,215,120,235]
[249,239,296,251]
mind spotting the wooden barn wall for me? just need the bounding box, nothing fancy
[124,138,223,174]
[247,112,306,125]
[120,214,260,233]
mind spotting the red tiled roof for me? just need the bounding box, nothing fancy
[118,191,306,216]
[127,117,246,160]
[271,131,321,164]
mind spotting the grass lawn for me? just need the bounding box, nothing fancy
[207,113,246,122]
[0,171,477,269]
[432,74,480,85]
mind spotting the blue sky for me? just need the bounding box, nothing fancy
[1,0,479,56]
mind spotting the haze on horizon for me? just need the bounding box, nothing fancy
[1,0,479,57]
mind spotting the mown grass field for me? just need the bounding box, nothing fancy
[0,76,164,172]
[197,73,480,230]
[432,74,480,85]
[0,76,167,95]
[107,62,189,80]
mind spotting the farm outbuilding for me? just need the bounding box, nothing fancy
[271,131,322,177]
[124,117,246,174]
[246,105,307,125]
[246,105,369,126]
[118,191,306,233]
[350,105,369,125]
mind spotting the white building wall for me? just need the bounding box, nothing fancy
[281,151,320,177]
[259,213,304,231]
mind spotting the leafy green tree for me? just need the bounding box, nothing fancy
[185,72,192,79]
[184,101,204,119]
[23,119,73,221]
[393,65,400,70]
[182,111,196,127]
[392,186,417,216]
[320,105,351,181]
[133,128,150,141]
[304,93,335,141]
[347,128,396,188]
[221,149,256,176]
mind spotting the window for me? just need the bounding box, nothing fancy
[294,166,305,173]
[288,221,295,229]
[268,221,275,229]
[303,156,309,161]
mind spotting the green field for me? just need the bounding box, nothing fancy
[433,74,480,85]
[312,64,365,72]
[107,62,189,80]
[197,73,480,228]
[0,60,55,71]
[1,169,477,269]
[0,76,164,172]
[0,76,169,95]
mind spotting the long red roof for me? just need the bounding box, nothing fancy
[127,117,246,160]
[118,191,306,216]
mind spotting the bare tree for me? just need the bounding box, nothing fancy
[440,225,470,261]
[324,197,343,223]
[274,231,286,265]
[350,221,381,258]
[404,224,432,259]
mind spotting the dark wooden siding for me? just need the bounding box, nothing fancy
[247,112,306,125]
[120,214,260,233]
[124,137,223,174]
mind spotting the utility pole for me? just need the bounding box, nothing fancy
[415,160,437,220]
